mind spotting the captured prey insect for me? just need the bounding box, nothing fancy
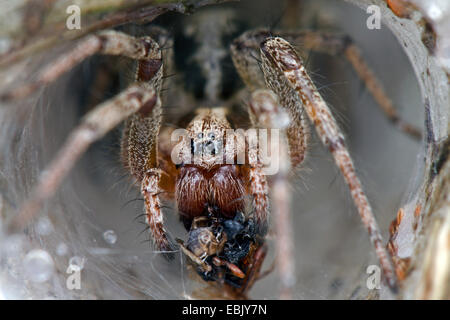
[1,6,422,298]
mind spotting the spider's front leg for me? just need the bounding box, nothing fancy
[231,32,309,298]
[231,30,309,169]
[233,29,421,141]
[9,84,158,232]
[120,31,176,257]
[8,30,176,257]
[277,29,422,140]
[260,37,398,291]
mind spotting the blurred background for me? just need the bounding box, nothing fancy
[0,0,429,299]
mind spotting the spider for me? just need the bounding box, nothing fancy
[1,4,422,299]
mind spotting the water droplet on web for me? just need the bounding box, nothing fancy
[23,249,54,283]
[56,243,68,256]
[103,230,117,244]
[35,217,53,236]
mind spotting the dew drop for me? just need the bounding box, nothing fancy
[56,243,68,256]
[23,249,54,283]
[427,3,444,21]
[103,230,117,244]
[35,217,53,236]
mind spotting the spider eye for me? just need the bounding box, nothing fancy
[197,132,203,139]
[190,139,195,155]
[208,132,215,140]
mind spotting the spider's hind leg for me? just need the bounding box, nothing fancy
[121,31,178,258]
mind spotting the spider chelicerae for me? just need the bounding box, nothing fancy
[1,3,422,299]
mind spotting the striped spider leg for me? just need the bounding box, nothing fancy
[231,30,398,294]
[7,30,176,256]
[276,29,422,140]
[232,29,421,141]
